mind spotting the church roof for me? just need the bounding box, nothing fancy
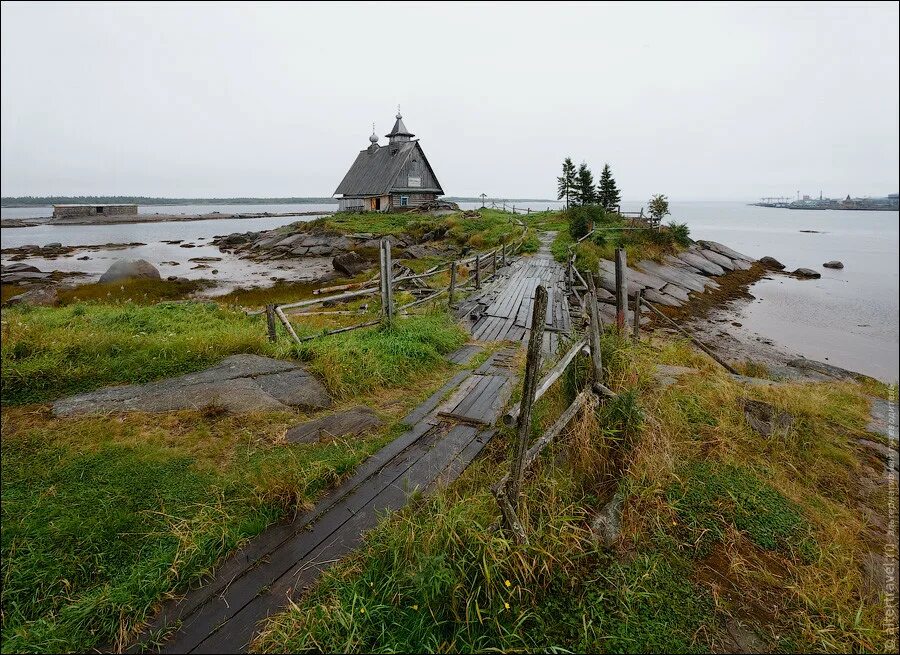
[334,140,443,196]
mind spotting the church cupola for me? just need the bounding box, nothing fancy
[385,108,414,144]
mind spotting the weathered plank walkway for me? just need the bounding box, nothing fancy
[130,233,573,653]
[457,232,572,354]
[131,348,519,654]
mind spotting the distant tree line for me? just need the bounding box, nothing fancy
[0,196,337,207]
[556,158,621,211]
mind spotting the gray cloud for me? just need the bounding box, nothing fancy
[2,1,898,200]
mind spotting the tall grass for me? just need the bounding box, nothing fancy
[1,302,280,405]
[295,312,466,398]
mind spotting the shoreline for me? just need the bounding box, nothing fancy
[0,210,332,228]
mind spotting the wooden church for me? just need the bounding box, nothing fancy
[334,111,444,211]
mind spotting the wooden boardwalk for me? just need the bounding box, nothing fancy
[131,233,573,653]
[457,232,572,354]
[131,349,518,654]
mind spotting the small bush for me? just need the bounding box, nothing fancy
[567,205,605,240]
[667,221,691,247]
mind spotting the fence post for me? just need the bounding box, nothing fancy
[265,304,277,342]
[492,250,497,277]
[633,288,642,341]
[586,274,604,385]
[448,260,457,308]
[380,239,394,323]
[475,254,481,289]
[502,242,507,266]
[615,248,627,333]
[506,284,548,542]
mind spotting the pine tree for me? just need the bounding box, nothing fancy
[597,163,621,211]
[648,193,670,228]
[574,162,595,206]
[556,157,576,209]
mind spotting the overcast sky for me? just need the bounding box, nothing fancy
[1,1,898,201]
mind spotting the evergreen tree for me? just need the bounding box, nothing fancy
[574,162,595,206]
[648,193,670,228]
[556,157,576,209]
[597,163,621,211]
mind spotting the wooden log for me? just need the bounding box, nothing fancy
[643,301,740,375]
[391,266,451,285]
[448,260,457,307]
[248,286,379,315]
[313,278,377,295]
[274,305,302,346]
[475,254,481,289]
[495,389,595,491]
[379,240,388,319]
[265,304,277,342]
[508,285,547,519]
[297,319,381,342]
[586,275,604,385]
[398,287,446,311]
[633,288,642,341]
[502,335,587,427]
[491,482,526,544]
[615,248,627,332]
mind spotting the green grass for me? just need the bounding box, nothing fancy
[547,209,692,271]
[294,312,467,399]
[255,332,892,653]
[667,462,818,560]
[293,209,527,250]
[1,301,284,405]
[1,299,466,406]
[0,405,410,653]
[0,300,468,652]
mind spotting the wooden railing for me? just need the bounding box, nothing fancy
[258,221,530,345]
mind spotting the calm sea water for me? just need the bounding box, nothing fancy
[641,201,899,381]
[2,200,896,380]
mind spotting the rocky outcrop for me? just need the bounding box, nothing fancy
[52,354,332,416]
[212,227,455,269]
[4,286,58,307]
[759,256,785,270]
[332,251,370,276]
[99,259,161,283]
[742,399,793,437]
[823,260,844,269]
[1,262,51,284]
[792,267,821,279]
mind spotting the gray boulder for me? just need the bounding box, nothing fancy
[4,286,58,307]
[332,251,370,276]
[590,492,624,546]
[759,256,785,270]
[792,267,821,279]
[742,399,793,437]
[52,354,332,416]
[823,260,844,269]
[99,259,161,283]
[44,242,62,249]
[2,262,41,273]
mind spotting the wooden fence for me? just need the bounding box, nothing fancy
[259,222,530,345]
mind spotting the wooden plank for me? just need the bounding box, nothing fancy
[402,370,471,426]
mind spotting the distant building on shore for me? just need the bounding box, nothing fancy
[333,111,444,212]
[52,203,138,219]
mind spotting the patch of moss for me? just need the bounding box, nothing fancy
[667,462,818,561]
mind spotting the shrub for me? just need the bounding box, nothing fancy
[667,221,691,247]
[567,205,604,240]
